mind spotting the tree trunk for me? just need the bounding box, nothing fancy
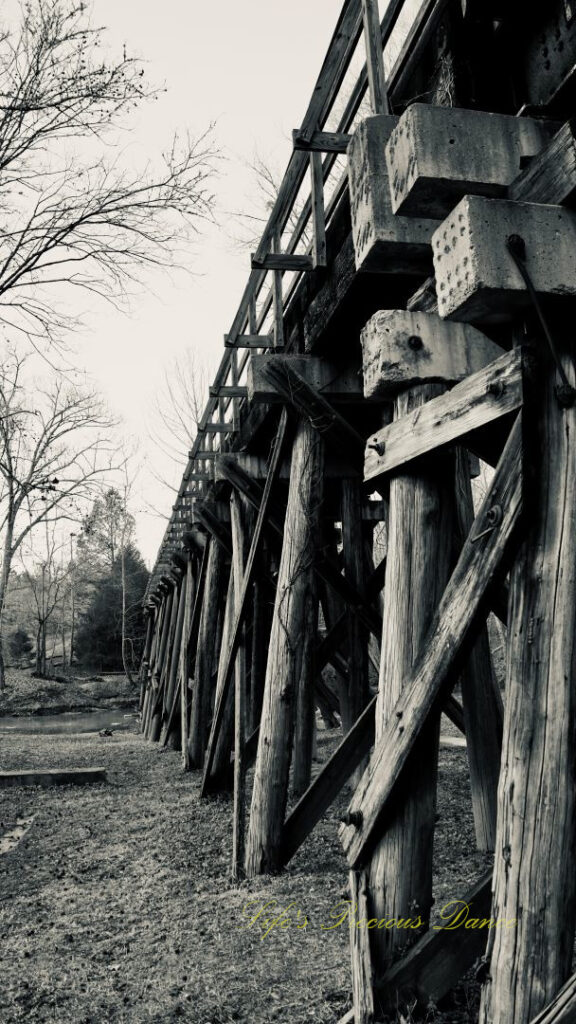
[0,519,14,690]
[245,418,324,877]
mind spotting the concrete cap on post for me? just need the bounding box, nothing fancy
[385,104,556,220]
[361,309,505,398]
[347,115,438,275]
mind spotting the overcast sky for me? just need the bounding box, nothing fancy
[65,0,344,565]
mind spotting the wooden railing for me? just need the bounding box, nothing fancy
[147,0,448,593]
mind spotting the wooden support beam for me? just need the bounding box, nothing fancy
[258,358,365,461]
[200,411,290,797]
[454,448,503,852]
[248,354,362,403]
[361,0,389,115]
[230,490,253,880]
[528,972,576,1024]
[479,336,576,1022]
[217,452,382,639]
[245,418,324,876]
[188,538,226,769]
[310,151,327,269]
[347,114,437,275]
[364,381,455,995]
[509,119,576,206]
[281,695,377,866]
[180,555,195,768]
[224,333,272,348]
[433,197,576,322]
[378,871,492,1010]
[340,415,523,869]
[292,129,351,153]
[250,253,314,272]
[364,348,524,482]
[292,585,319,799]
[385,105,556,219]
[361,310,505,399]
[194,503,232,556]
[341,478,370,738]
[204,423,234,434]
[208,385,247,399]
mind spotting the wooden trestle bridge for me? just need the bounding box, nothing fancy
[138,2,576,1021]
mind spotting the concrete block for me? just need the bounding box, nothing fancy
[432,196,576,323]
[386,104,555,219]
[347,115,438,274]
[0,767,107,788]
[361,310,504,397]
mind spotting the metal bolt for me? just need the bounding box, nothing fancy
[340,811,363,829]
[407,335,424,351]
[368,440,386,457]
[488,380,506,399]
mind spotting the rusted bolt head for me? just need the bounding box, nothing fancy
[340,811,363,829]
[488,380,506,399]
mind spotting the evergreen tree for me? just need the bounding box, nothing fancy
[7,627,33,669]
[74,543,149,672]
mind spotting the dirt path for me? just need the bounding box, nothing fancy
[0,726,489,1023]
[0,728,351,1024]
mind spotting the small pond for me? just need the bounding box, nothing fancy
[0,709,139,735]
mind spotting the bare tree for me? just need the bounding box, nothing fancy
[0,0,217,346]
[20,523,70,677]
[0,347,116,686]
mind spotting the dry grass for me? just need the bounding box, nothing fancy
[0,669,138,717]
[0,723,489,1023]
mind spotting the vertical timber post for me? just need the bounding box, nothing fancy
[362,385,454,1019]
[480,338,576,1023]
[245,418,324,875]
[188,537,227,768]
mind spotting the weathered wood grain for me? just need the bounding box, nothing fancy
[245,419,324,876]
[364,348,523,481]
[479,341,576,1023]
[340,415,522,869]
[509,120,576,206]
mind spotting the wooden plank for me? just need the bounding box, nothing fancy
[188,539,226,769]
[231,491,250,880]
[454,449,503,852]
[248,354,362,403]
[341,415,523,869]
[349,868,377,1024]
[361,0,389,115]
[364,348,523,482]
[292,129,352,153]
[245,419,325,876]
[365,382,452,980]
[224,333,272,348]
[251,253,314,272]
[379,871,492,1009]
[208,386,247,399]
[200,411,289,797]
[310,151,327,269]
[281,695,377,866]
[479,336,576,1023]
[509,119,576,206]
[0,768,106,788]
[529,973,576,1024]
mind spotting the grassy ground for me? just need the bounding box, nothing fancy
[0,668,138,716]
[0,722,490,1024]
